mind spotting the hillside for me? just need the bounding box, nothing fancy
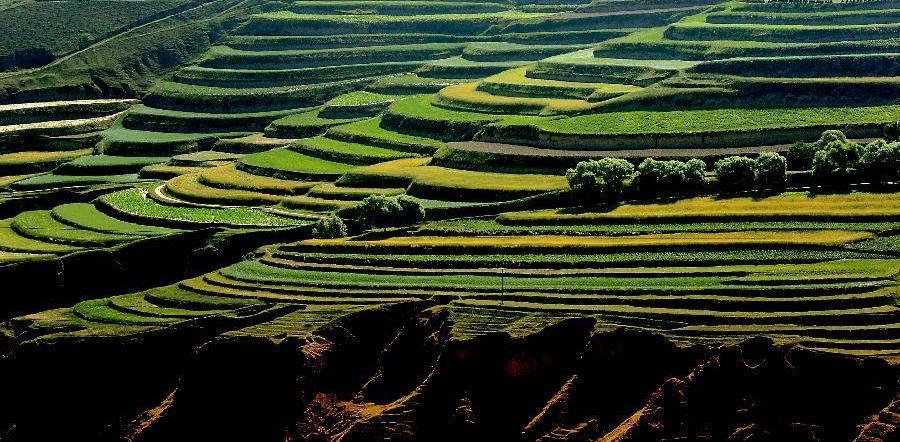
[1,0,900,439]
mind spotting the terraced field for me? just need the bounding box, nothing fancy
[21,191,898,349]
[3,0,900,439]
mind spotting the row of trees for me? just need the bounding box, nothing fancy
[715,152,787,192]
[566,153,789,202]
[316,129,898,237]
[789,130,900,186]
[312,194,427,238]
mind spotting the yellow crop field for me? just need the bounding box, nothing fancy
[342,157,568,193]
[500,192,900,223]
[301,230,873,250]
[484,67,642,93]
[199,164,321,195]
[436,81,598,115]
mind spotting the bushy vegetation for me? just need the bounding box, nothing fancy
[633,158,706,195]
[754,152,788,192]
[790,130,899,187]
[788,130,852,169]
[715,153,788,193]
[566,158,634,202]
[812,140,861,186]
[341,194,426,229]
[858,139,900,183]
[715,156,757,193]
[312,215,348,239]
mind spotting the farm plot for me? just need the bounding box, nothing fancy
[10,0,900,365]
[0,99,136,186]
[15,223,900,355]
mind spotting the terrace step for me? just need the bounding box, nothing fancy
[290,136,419,166]
[224,305,366,338]
[800,337,900,351]
[107,293,226,319]
[0,251,54,266]
[197,43,465,70]
[254,255,784,278]
[175,61,428,88]
[180,275,421,305]
[286,232,873,255]
[98,123,239,157]
[53,155,169,176]
[306,183,405,201]
[7,172,147,191]
[437,141,790,174]
[10,211,133,247]
[0,113,121,144]
[212,133,295,154]
[0,99,136,126]
[97,187,307,229]
[324,117,444,155]
[279,195,354,212]
[50,203,181,237]
[121,105,309,134]
[143,79,366,113]
[216,260,893,299]
[164,174,286,207]
[0,149,92,176]
[452,300,900,327]
[72,299,177,326]
[198,164,320,195]
[269,249,884,270]
[236,148,354,181]
[673,323,900,340]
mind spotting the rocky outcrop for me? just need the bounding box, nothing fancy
[2,307,898,441]
[601,338,898,442]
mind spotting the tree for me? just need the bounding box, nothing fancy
[815,130,849,149]
[754,152,787,191]
[812,140,859,186]
[633,158,706,195]
[787,141,817,170]
[566,158,634,202]
[714,156,756,193]
[347,194,426,230]
[684,158,707,190]
[787,130,851,169]
[311,215,347,239]
[354,194,401,227]
[395,194,426,224]
[858,139,900,185]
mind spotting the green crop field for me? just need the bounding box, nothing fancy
[4,0,900,439]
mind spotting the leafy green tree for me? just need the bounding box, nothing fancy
[816,130,849,148]
[684,158,707,190]
[715,156,756,193]
[812,140,860,186]
[633,158,706,195]
[346,194,426,230]
[787,130,853,169]
[754,152,787,191]
[566,158,634,202]
[858,139,900,185]
[357,195,401,227]
[786,141,817,170]
[311,215,347,239]
[396,195,426,224]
